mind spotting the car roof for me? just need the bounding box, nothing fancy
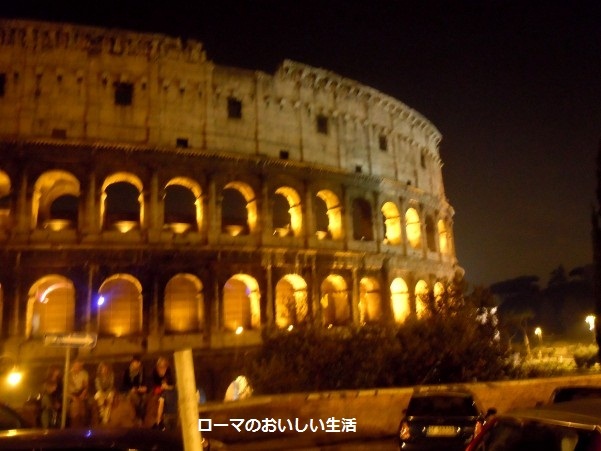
[0,427,185,449]
[501,399,601,430]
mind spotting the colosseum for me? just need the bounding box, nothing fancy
[0,19,460,394]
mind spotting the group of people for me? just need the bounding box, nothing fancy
[39,355,176,429]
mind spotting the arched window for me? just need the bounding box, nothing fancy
[359,277,381,323]
[26,275,75,338]
[0,170,11,229]
[415,280,429,319]
[434,282,445,310]
[273,186,302,237]
[275,274,308,327]
[221,182,257,236]
[320,275,350,327]
[32,170,80,231]
[101,173,144,232]
[405,208,422,249]
[352,198,374,241]
[390,278,410,324]
[381,201,402,245]
[164,274,204,332]
[98,274,143,336]
[223,274,260,331]
[438,219,450,254]
[164,177,201,233]
[315,190,342,240]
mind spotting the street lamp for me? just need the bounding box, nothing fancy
[534,327,543,345]
[0,354,22,388]
[586,315,596,342]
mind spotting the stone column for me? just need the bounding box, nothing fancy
[351,266,360,325]
[207,175,219,243]
[265,254,274,326]
[15,166,29,233]
[11,252,22,337]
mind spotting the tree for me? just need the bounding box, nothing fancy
[245,277,512,394]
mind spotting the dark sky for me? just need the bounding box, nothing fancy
[3,1,600,286]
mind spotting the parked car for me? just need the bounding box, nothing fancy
[548,385,601,404]
[397,387,495,450]
[466,399,601,451]
[0,427,221,450]
[0,401,30,429]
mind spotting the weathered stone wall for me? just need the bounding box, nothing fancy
[200,374,601,442]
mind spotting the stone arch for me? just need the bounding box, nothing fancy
[164,274,204,333]
[390,277,410,324]
[359,277,381,323]
[315,189,342,240]
[32,170,80,230]
[320,274,350,326]
[381,201,402,245]
[101,173,144,232]
[98,274,143,336]
[0,170,11,228]
[352,197,374,241]
[275,274,308,328]
[223,274,261,331]
[415,279,429,318]
[425,214,437,252]
[273,186,302,237]
[222,181,257,235]
[434,281,445,309]
[164,177,202,233]
[26,275,75,338]
[405,207,422,249]
[438,219,450,254]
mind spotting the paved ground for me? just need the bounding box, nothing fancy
[221,436,398,450]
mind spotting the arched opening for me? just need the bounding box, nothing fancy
[164,274,204,333]
[390,278,410,324]
[316,190,342,240]
[381,201,402,245]
[275,274,308,328]
[438,219,450,254]
[405,207,422,249]
[98,274,143,336]
[415,280,429,319]
[101,173,144,232]
[222,182,257,236]
[26,275,75,338]
[273,186,302,237]
[425,215,437,252]
[0,170,10,229]
[320,275,350,327]
[352,198,374,241]
[359,277,381,323]
[223,274,260,331]
[164,178,201,233]
[32,170,80,231]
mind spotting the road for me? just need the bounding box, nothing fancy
[221,436,398,450]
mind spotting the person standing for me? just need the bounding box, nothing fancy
[122,354,147,421]
[67,358,89,427]
[94,361,115,424]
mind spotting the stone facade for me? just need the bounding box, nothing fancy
[0,20,461,369]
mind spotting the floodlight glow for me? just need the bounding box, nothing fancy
[586,315,596,331]
[6,368,22,387]
[97,296,105,306]
[235,326,244,335]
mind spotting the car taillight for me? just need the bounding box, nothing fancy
[474,419,483,437]
[399,421,411,440]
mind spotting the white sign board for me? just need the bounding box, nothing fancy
[44,332,97,348]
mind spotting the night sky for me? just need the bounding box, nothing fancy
[2,1,600,286]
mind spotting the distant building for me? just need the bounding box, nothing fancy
[0,19,460,394]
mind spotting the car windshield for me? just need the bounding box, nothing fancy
[480,419,601,451]
[407,395,479,416]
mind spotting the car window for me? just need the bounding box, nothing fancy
[407,395,479,416]
[478,419,601,451]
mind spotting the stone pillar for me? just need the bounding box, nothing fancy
[311,256,321,326]
[15,166,29,233]
[265,254,274,326]
[207,176,219,243]
[10,252,22,337]
[85,263,97,332]
[84,171,98,234]
[150,275,160,335]
[351,266,360,325]
[304,181,315,245]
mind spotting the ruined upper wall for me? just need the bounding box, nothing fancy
[0,19,445,196]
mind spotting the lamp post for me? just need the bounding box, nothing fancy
[534,327,543,346]
[585,315,596,342]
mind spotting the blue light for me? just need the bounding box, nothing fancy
[97,296,105,306]
[85,429,92,437]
